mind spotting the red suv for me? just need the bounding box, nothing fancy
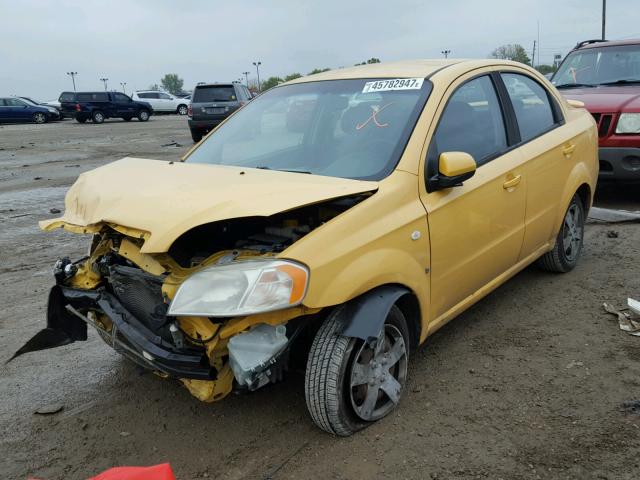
[553,39,640,181]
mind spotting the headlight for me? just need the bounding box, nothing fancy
[616,113,640,134]
[167,259,309,317]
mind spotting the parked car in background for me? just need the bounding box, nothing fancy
[18,97,61,120]
[188,81,252,142]
[21,59,597,435]
[0,97,57,123]
[553,38,640,181]
[59,91,153,124]
[132,91,189,115]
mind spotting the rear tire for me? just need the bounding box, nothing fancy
[92,111,105,124]
[177,104,188,115]
[537,193,585,273]
[33,112,47,124]
[137,110,150,122]
[190,129,203,143]
[305,304,410,436]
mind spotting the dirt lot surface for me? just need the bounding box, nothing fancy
[1,116,640,480]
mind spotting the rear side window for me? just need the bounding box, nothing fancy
[501,73,556,142]
[193,86,237,102]
[431,75,507,165]
[76,92,108,102]
[59,92,75,102]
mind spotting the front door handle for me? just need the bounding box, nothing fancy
[503,175,522,190]
[562,144,576,157]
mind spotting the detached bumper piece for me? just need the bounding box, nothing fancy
[10,285,213,380]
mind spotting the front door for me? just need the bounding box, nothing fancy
[113,93,135,117]
[420,73,527,324]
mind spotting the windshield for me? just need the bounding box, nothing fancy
[553,44,640,87]
[185,78,432,180]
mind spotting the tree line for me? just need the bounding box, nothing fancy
[151,50,557,97]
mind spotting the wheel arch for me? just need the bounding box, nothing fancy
[335,283,422,350]
[552,163,594,237]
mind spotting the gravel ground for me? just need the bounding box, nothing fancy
[1,116,639,480]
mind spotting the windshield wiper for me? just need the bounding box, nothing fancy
[255,166,312,174]
[555,83,596,89]
[598,79,640,86]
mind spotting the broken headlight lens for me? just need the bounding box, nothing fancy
[167,259,309,317]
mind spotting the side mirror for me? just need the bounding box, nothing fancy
[433,152,476,190]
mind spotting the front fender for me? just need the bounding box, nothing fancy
[337,285,411,343]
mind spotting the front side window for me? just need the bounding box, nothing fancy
[159,93,171,99]
[6,98,27,107]
[185,79,432,180]
[502,73,556,142]
[77,93,108,102]
[114,93,130,103]
[430,75,507,165]
[553,44,640,87]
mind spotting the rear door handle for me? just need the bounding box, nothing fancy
[562,144,576,156]
[503,175,522,189]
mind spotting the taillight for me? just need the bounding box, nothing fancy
[75,103,81,112]
[187,104,192,117]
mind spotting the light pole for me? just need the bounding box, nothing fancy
[66,71,78,91]
[242,71,250,87]
[602,0,606,40]
[253,61,262,92]
[100,77,109,91]
[441,50,451,59]
[120,82,127,94]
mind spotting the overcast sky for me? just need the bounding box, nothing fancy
[1,0,638,100]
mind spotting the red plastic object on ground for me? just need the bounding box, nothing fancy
[88,463,176,480]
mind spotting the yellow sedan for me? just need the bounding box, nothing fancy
[17,59,598,436]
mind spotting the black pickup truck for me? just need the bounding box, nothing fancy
[59,91,153,124]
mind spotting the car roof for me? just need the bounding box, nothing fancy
[285,59,537,85]
[194,83,239,88]
[576,38,640,50]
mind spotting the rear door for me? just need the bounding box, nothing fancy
[498,71,577,259]
[191,85,238,122]
[420,72,528,323]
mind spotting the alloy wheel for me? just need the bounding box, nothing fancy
[562,202,583,262]
[34,113,46,124]
[349,324,408,421]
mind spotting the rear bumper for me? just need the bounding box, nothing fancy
[599,147,640,180]
[188,118,225,130]
[24,285,213,379]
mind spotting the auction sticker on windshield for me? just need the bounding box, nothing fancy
[362,78,424,93]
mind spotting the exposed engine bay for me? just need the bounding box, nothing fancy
[13,194,369,402]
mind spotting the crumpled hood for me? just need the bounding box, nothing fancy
[41,157,378,253]
[561,86,640,112]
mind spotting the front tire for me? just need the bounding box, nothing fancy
[92,110,105,124]
[537,193,585,272]
[33,112,47,124]
[305,305,409,436]
[177,104,188,115]
[137,110,150,122]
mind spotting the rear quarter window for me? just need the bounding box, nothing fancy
[76,92,109,102]
[193,86,237,103]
